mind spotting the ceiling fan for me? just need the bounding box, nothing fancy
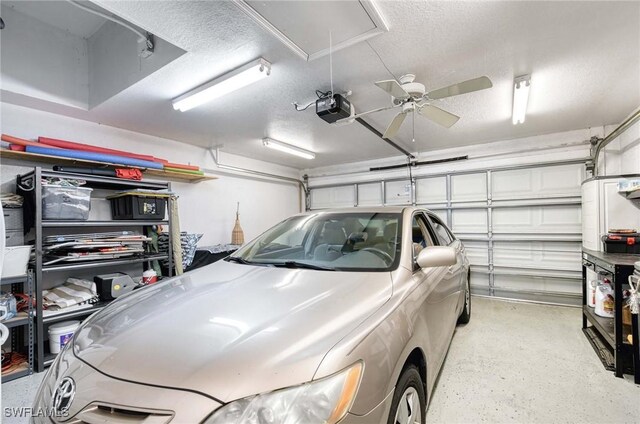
[339,74,493,139]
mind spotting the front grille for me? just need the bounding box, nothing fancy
[66,403,174,424]
[96,405,152,418]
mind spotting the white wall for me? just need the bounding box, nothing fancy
[0,102,301,245]
[598,118,640,176]
[620,121,640,174]
[0,5,89,109]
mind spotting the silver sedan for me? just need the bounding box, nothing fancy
[33,207,470,424]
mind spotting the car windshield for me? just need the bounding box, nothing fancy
[230,212,402,271]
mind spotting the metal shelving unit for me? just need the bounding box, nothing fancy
[42,254,169,273]
[581,249,639,383]
[1,271,34,384]
[17,167,174,372]
[0,149,216,183]
[42,301,111,324]
[3,315,30,329]
[42,220,169,227]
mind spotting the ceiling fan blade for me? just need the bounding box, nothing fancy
[375,80,410,100]
[383,112,407,138]
[426,76,493,100]
[418,105,460,128]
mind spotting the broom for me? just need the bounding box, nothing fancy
[231,202,245,245]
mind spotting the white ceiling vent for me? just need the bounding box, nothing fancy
[233,0,388,61]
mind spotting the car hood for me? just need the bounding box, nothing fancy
[73,260,392,402]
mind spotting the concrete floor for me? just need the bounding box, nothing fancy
[426,297,639,423]
[1,297,639,423]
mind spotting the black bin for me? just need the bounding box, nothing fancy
[109,194,167,220]
[602,234,640,254]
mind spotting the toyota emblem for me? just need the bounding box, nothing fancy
[52,377,76,416]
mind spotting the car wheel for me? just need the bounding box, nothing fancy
[458,272,471,324]
[387,365,425,424]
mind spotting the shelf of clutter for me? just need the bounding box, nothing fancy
[1,272,34,384]
[7,167,179,372]
[1,134,217,183]
[581,248,639,384]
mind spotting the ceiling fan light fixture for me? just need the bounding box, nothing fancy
[262,138,315,160]
[172,58,271,112]
[512,75,531,125]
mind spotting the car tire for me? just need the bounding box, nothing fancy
[387,365,426,424]
[457,272,471,324]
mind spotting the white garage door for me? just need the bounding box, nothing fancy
[308,162,586,305]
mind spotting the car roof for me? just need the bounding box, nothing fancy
[293,206,432,217]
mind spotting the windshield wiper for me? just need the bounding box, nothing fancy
[275,261,335,271]
[225,256,252,265]
[227,257,334,271]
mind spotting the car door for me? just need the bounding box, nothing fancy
[426,214,467,320]
[410,212,454,371]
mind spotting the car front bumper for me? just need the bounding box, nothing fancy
[32,352,220,424]
[340,389,394,424]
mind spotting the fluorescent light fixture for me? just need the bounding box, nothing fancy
[512,75,531,125]
[172,58,271,112]
[262,138,315,160]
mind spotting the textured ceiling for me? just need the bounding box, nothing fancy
[245,1,378,56]
[4,1,640,169]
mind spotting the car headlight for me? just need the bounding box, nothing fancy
[204,362,362,424]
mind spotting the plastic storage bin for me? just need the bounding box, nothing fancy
[42,185,93,220]
[1,246,31,278]
[48,320,80,354]
[109,194,166,220]
[595,284,615,318]
[602,233,640,254]
[587,280,597,308]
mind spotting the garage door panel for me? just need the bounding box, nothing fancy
[493,288,580,306]
[385,180,412,205]
[452,209,487,233]
[451,173,487,202]
[493,240,581,252]
[540,166,582,195]
[493,241,581,271]
[492,170,531,199]
[416,176,446,204]
[492,205,581,234]
[357,183,382,206]
[492,164,584,200]
[308,160,585,305]
[470,270,490,294]
[429,209,448,224]
[310,185,354,209]
[463,241,489,266]
[493,207,532,228]
[493,275,581,295]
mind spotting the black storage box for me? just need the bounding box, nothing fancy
[94,273,136,300]
[109,194,166,220]
[602,234,640,254]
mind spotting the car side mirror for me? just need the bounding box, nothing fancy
[416,246,457,268]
